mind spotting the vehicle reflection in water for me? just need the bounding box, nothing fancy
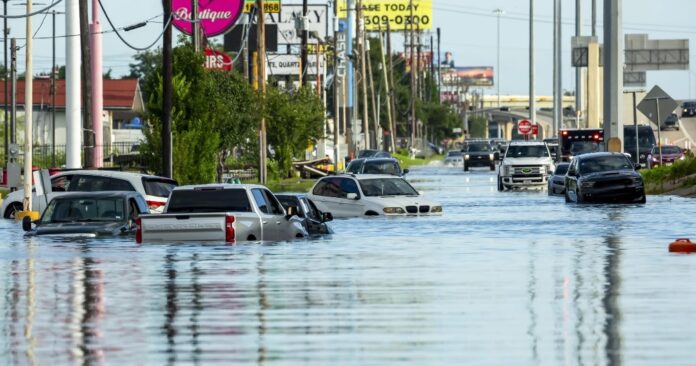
[0,166,695,365]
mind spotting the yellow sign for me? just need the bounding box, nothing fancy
[306,43,331,54]
[243,0,281,14]
[338,0,432,31]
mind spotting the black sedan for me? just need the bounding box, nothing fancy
[564,153,646,204]
[547,162,570,196]
[22,191,150,237]
[462,142,496,171]
[276,193,333,236]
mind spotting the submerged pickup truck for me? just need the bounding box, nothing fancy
[137,184,308,243]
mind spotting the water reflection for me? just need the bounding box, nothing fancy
[0,167,694,365]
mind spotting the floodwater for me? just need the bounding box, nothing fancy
[1,164,695,365]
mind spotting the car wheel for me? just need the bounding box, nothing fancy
[564,190,571,203]
[463,162,469,172]
[575,188,584,204]
[489,163,495,171]
[497,176,504,192]
[3,203,22,219]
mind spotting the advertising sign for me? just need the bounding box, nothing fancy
[441,66,494,87]
[172,0,245,37]
[204,48,233,71]
[263,4,329,45]
[338,0,432,31]
[267,54,326,76]
[400,51,433,72]
[243,0,281,13]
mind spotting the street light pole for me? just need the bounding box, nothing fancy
[3,0,8,166]
[493,8,503,109]
[52,10,56,166]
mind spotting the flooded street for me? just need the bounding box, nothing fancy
[1,164,695,365]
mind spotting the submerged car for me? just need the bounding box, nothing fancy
[22,192,149,237]
[443,150,464,166]
[547,163,570,196]
[346,158,408,176]
[357,149,392,159]
[462,142,496,171]
[276,193,334,236]
[308,175,442,218]
[646,145,685,169]
[564,152,645,204]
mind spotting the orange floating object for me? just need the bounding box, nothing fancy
[669,238,696,253]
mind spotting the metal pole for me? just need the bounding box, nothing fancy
[656,98,662,163]
[91,0,103,168]
[553,0,561,139]
[529,0,536,131]
[346,0,354,158]
[52,10,56,167]
[65,0,81,169]
[332,5,339,173]
[79,0,93,168]
[256,0,267,184]
[162,0,173,178]
[575,0,583,128]
[592,0,597,37]
[192,0,200,52]
[437,27,441,103]
[3,0,7,166]
[10,38,15,148]
[300,0,308,87]
[357,1,369,150]
[633,91,639,165]
[494,8,503,109]
[23,1,33,213]
[603,0,624,151]
[409,0,416,148]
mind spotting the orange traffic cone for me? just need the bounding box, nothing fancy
[669,239,696,253]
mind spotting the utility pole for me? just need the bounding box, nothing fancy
[51,10,57,166]
[409,0,416,148]
[346,0,355,158]
[494,8,504,109]
[357,1,369,149]
[386,23,398,151]
[257,0,267,184]
[592,0,597,37]
[332,2,340,173]
[366,37,379,150]
[91,0,103,168]
[437,27,441,103]
[603,0,624,152]
[3,0,7,165]
[192,0,200,52]
[65,0,80,168]
[529,0,536,132]
[79,0,93,168]
[575,0,583,129]
[378,30,394,152]
[429,35,434,102]
[9,38,15,149]
[553,0,561,139]
[162,0,173,178]
[300,0,308,87]
[22,1,32,214]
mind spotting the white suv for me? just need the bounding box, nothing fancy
[497,141,555,191]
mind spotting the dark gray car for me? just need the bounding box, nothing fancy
[22,191,149,237]
[547,163,569,196]
[462,142,496,171]
[276,194,334,236]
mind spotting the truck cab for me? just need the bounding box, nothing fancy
[497,141,555,191]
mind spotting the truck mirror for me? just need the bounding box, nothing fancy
[22,216,32,232]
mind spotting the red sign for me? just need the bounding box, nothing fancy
[204,48,233,71]
[518,119,532,135]
[532,124,539,135]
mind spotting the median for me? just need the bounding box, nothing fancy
[641,157,696,196]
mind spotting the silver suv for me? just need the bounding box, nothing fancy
[497,141,555,191]
[2,170,177,219]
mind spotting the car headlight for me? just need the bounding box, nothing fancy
[430,206,443,213]
[489,153,494,160]
[383,207,405,214]
[680,156,686,160]
[581,181,595,189]
[640,154,645,159]
[464,154,470,160]
[652,157,659,162]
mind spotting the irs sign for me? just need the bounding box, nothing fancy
[204,48,233,71]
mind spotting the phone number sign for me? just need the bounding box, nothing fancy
[338,0,432,31]
[243,0,281,14]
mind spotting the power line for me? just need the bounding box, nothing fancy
[98,0,173,51]
[0,0,63,19]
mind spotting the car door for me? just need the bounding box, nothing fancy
[251,188,286,241]
[565,160,579,201]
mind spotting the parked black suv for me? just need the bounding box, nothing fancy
[462,141,496,171]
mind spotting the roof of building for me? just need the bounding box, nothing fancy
[0,78,144,112]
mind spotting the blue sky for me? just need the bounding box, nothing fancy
[6,0,696,99]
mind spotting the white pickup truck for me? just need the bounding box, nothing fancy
[136,184,308,243]
[497,141,555,191]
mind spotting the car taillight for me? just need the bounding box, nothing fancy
[135,217,142,244]
[147,200,166,210]
[225,215,236,244]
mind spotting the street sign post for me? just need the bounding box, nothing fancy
[518,119,532,135]
[531,124,539,136]
[637,85,679,164]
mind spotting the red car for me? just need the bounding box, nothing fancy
[646,145,685,168]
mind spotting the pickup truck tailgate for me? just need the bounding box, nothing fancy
[139,213,230,242]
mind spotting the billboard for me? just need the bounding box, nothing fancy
[400,51,433,72]
[441,66,494,87]
[172,0,245,37]
[266,4,330,45]
[266,54,327,76]
[338,0,432,31]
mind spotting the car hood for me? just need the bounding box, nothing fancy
[502,157,553,166]
[32,221,127,236]
[581,170,639,181]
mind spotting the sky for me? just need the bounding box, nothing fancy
[5,0,696,99]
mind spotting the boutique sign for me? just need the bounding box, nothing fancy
[172,0,244,37]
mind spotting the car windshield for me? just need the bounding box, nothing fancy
[554,164,569,175]
[359,178,419,197]
[447,151,462,157]
[654,146,682,155]
[684,102,696,108]
[506,145,550,158]
[570,141,599,155]
[357,150,378,158]
[666,114,678,122]
[467,144,491,152]
[41,197,126,223]
[363,161,400,175]
[579,156,634,174]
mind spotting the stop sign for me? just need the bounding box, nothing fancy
[518,119,533,135]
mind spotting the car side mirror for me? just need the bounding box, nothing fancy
[285,206,298,220]
[22,216,33,232]
[634,164,642,171]
[346,193,359,200]
[402,169,409,175]
[322,212,334,222]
